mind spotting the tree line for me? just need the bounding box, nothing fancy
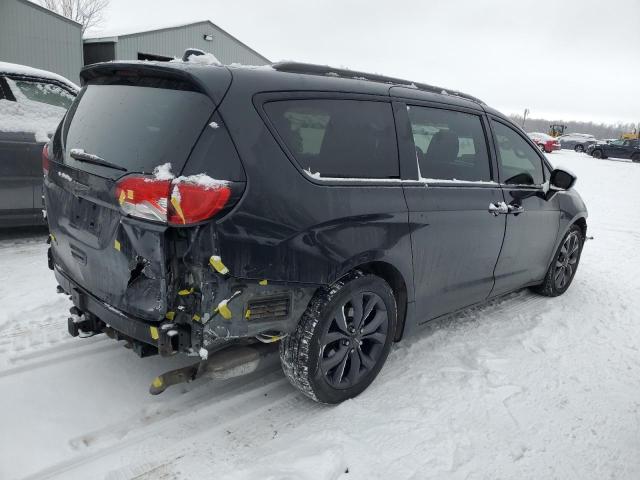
[510,115,638,139]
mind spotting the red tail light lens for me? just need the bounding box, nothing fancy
[168,181,231,225]
[115,175,231,225]
[42,144,50,176]
[115,177,171,222]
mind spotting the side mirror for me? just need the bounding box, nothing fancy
[550,168,576,190]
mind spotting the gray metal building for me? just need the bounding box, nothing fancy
[0,0,83,82]
[84,21,269,67]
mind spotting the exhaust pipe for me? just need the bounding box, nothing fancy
[149,342,278,394]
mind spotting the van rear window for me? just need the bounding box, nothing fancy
[265,99,399,179]
[63,84,214,177]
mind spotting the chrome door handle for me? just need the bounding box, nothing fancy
[488,202,508,216]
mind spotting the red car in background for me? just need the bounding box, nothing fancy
[527,132,561,153]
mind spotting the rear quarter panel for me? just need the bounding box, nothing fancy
[214,70,415,302]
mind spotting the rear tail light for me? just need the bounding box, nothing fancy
[115,175,231,225]
[42,144,50,176]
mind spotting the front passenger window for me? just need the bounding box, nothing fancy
[492,121,544,185]
[408,106,491,182]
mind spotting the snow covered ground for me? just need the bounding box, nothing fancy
[1,150,639,480]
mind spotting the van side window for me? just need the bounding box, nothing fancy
[264,99,398,179]
[407,106,491,182]
[491,120,544,185]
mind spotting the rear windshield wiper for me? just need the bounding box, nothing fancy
[69,149,127,171]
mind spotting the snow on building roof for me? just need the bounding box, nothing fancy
[84,20,270,63]
[84,20,212,40]
[0,61,79,90]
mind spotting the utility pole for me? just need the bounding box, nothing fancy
[522,109,529,129]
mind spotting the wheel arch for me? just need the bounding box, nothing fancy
[573,216,587,238]
[338,260,409,342]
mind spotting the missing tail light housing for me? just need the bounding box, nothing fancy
[115,176,231,225]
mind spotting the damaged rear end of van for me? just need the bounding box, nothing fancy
[44,61,316,386]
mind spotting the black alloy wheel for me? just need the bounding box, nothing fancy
[319,291,389,389]
[280,273,397,404]
[534,224,584,297]
[553,231,580,290]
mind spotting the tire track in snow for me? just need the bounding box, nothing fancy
[7,334,108,361]
[20,368,298,480]
[67,355,282,451]
[26,290,554,480]
[0,341,119,379]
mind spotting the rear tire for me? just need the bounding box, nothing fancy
[574,144,584,153]
[631,153,640,163]
[280,272,397,404]
[534,224,584,297]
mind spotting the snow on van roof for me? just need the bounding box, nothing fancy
[0,62,79,91]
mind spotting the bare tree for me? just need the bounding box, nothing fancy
[37,0,109,34]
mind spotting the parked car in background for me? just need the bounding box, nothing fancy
[556,133,597,152]
[527,132,561,153]
[44,59,588,403]
[587,139,640,162]
[0,62,78,227]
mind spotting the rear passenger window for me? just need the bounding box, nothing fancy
[264,99,398,179]
[491,121,544,185]
[407,106,491,182]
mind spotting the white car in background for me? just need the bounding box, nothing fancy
[0,62,78,226]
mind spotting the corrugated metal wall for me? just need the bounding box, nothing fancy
[0,0,83,83]
[116,21,269,65]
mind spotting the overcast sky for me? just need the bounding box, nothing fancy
[97,0,639,125]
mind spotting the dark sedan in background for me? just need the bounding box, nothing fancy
[0,62,77,227]
[556,133,597,153]
[587,139,640,162]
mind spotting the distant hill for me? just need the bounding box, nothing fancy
[510,115,638,139]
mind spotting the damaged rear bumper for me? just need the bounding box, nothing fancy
[55,263,318,357]
[55,267,184,356]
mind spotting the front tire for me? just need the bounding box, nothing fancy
[631,153,640,163]
[534,224,584,297]
[574,144,584,153]
[592,149,603,159]
[280,272,397,404]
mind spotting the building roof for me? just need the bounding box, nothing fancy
[84,20,269,63]
[20,0,82,28]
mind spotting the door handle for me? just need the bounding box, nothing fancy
[508,204,525,215]
[488,202,525,216]
[488,202,508,216]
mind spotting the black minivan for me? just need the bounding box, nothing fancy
[44,60,587,403]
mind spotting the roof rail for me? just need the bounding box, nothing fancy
[271,61,484,105]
